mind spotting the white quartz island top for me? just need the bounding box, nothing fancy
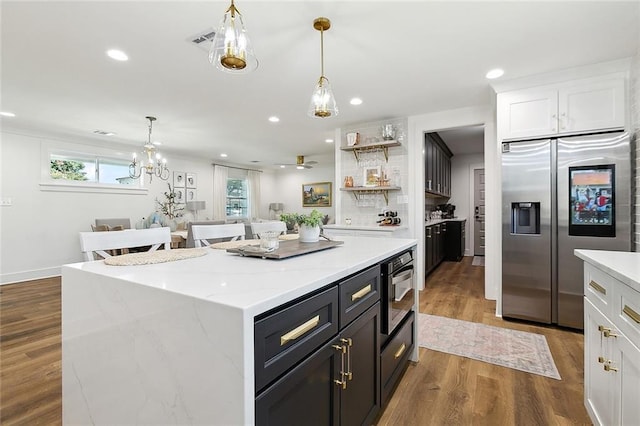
[574,249,640,293]
[62,236,417,425]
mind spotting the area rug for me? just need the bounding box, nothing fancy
[418,313,561,380]
[472,256,485,266]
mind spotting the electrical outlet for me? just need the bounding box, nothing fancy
[397,195,409,204]
[0,198,12,206]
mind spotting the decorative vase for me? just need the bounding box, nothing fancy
[299,224,320,243]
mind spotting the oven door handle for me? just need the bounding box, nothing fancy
[392,268,413,285]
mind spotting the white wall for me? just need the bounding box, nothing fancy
[450,153,484,256]
[0,130,214,284]
[269,153,335,222]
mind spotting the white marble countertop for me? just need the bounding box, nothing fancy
[323,224,408,232]
[425,217,467,226]
[574,249,640,293]
[64,236,417,316]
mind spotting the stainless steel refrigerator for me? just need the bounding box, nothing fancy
[501,131,631,329]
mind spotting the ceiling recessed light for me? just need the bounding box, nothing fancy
[220,153,228,158]
[280,165,286,168]
[350,98,363,106]
[325,138,334,143]
[107,49,128,61]
[0,111,16,117]
[296,166,305,170]
[152,141,162,146]
[486,68,504,79]
[268,116,280,123]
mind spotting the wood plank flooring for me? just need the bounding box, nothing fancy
[0,277,61,425]
[0,259,591,425]
[376,257,591,425]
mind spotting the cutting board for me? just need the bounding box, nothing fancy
[226,239,343,259]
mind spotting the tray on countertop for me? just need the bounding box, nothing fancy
[226,239,343,259]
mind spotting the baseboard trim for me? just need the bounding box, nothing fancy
[1,267,61,285]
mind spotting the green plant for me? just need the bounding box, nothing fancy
[280,209,324,228]
[156,183,184,219]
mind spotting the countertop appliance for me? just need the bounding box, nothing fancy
[502,131,631,329]
[380,249,414,342]
[438,204,456,219]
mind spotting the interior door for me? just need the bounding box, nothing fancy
[473,169,485,256]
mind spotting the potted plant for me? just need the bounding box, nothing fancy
[156,183,184,230]
[280,210,324,242]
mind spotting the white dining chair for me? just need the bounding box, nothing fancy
[191,223,246,248]
[79,227,172,261]
[250,221,287,239]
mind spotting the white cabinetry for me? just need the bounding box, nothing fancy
[498,76,625,140]
[583,262,640,426]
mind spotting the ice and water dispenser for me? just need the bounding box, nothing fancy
[511,202,540,235]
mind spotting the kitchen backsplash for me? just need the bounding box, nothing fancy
[339,117,409,226]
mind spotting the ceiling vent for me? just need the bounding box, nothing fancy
[93,130,115,136]
[188,29,216,52]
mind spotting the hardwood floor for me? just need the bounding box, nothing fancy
[376,257,591,425]
[0,277,61,425]
[0,259,590,425]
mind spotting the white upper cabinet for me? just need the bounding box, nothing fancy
[498,75,626,141]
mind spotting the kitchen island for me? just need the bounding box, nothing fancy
[62,236,417,425]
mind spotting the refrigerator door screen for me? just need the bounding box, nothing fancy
[569,164,615,237]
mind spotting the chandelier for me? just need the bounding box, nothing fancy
[209,0,258,74]
[308,17,338,118]
[129,116,169,182]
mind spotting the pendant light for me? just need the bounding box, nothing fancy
[308,17,338,118]
[209,0,258,74]
[129,116,169,182]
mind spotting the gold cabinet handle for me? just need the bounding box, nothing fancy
[333,343,347,389]
[394,343,406,359]
[280,315,320,346]
[351,284,372,301]
[623,305,640,324]
[598,356,606,364]
[603,329,618,338]
[341,338,353,380]
[604,363,618,372]
[589,280,606,295]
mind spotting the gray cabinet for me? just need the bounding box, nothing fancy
[255,265,381,425]
[425,223,446,275]
[425,133,453,197]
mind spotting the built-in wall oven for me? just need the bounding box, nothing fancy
[380,249,415,340]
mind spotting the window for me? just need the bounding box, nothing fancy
[40,141,146,194]
[50,154,135,185]
[226,177,248,218]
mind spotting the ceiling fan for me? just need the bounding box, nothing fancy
[280,155,318,169]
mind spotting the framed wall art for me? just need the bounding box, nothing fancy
[186,173,197,189]
[175,187,185,203]
[363,166,381,187]
[173,171,186,188]
[186,188,197,202]
[302,182,332,207]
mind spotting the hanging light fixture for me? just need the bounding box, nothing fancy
[209,0,258,74]
[308,17,338,118]
[129,116,169,182]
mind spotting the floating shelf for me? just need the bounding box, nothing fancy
[340,140,401,162]
[340,186,401,205]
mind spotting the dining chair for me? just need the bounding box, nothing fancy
[191,223,246,248]
[79,227,172,261]
[95,218,131,230]
[185,220,226,248]
[250,221,287,239]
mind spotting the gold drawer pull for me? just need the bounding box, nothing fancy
[351,284,372,301]
[589,280,607,295]
[623,305,640,324]
[280,315,320,346]
[598,356,606,364]
[604,363,618,373]
[394,343,406,359]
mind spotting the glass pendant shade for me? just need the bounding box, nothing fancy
[209,0,258,74]
[308,76,338,118]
